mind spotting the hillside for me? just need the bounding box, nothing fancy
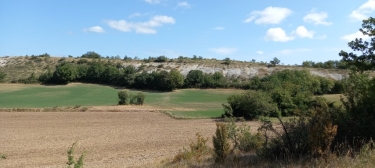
[0,56,355,82]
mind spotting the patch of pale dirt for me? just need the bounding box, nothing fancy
[0,84,34,92]
[0,109,261,168]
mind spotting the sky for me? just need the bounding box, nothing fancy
[1,0,375,65]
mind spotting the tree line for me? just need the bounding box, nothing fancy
[36,58,342,94]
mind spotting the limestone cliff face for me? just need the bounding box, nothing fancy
[122,62,348,80]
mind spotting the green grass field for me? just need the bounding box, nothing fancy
[0,83,242,118]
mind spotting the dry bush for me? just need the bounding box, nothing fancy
[173,133,210,164]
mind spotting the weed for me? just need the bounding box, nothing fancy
[66,141,86,168]
[1,154,7,159]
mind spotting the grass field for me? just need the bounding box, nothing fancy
[0,83,242,118]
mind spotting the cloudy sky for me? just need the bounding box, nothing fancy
[1,0,374,64]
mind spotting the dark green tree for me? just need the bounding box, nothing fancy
[339,17,375,72]
[270,57,280,67]
[184,70,205,88]
[53,62,77,84]
[81,51,101,59]
[86,61,105,83]
[222,57,231,65]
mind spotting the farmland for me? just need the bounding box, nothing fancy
[0,110,223,167]
[0,83,243,118]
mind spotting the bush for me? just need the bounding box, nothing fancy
[0,71,6,82]
[333,72,375,147]
[118,91,145,106]
[258,98,338,161]
[77,59,89,64]
[225,117,264,153]
[118,90,129,105]
[136,92,145,105]
[213,122,230,163]
[223,90,278,120]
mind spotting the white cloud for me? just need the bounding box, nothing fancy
[277,48,312,55]
[256,51,264,55]
[144,0,160,4]
[107,15,175,34]
[265,27,294,42]
[303,12,332,25]
[350,0,375,21]
[293,26,315,38]
[84,26,105,33]
[341,31,370,41]
[211,47,237,55]
[214,26,225,30]
[244,7,292,24]
[177,1,190,8]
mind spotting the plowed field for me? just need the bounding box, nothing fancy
[0,109,231,167]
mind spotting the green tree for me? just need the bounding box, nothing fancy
[53,62,77,84]
[81,51,101,59]
[339,17,375,72]
[184,70,205,88]
[154,55,168,62]
[222,57,231,65]
[168,69,184,90]
[86,61,105,83]
[270,57,280,67]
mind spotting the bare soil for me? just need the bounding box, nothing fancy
[0,108,262,168]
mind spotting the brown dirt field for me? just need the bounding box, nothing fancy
[0,110,261,168]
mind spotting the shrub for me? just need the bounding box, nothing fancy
[258,98,339,161]
[77,59,89,64]
[118,90,129,105]
[333,72,375,148]
[173,133,209,163]
[136,92,145,105]
[213,122,230,163]
[223,90,278,120]
[225,117,264,153]
[0,71,6,82]
[118,91,145,106]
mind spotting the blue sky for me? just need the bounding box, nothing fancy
[1,0,374,64]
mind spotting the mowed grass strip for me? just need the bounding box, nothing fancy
[0,84,242,118]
